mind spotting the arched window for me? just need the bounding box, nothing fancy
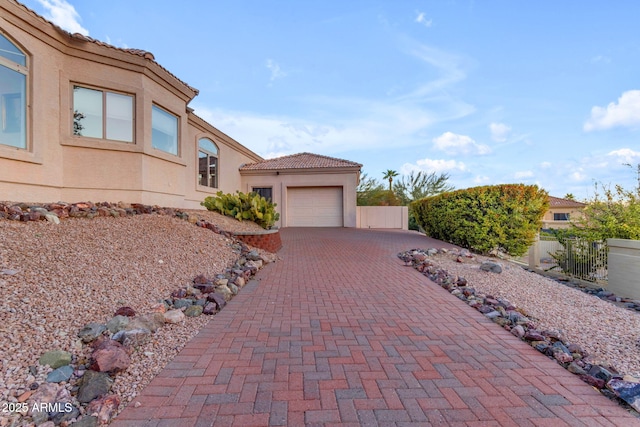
[0,33,27,149]
[198,138,218,188]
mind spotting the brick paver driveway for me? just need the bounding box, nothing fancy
[113,228,638,426]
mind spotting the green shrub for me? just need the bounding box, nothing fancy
[411,184,548,256]
[201,191,280,229]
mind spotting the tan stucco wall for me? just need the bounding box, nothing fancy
[240,170,359,228]
[356,206,408,230]
[0,1,262,207]
[542,206,584,229]
[607,238,640,300]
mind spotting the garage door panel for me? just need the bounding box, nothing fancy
[288,187,343,227]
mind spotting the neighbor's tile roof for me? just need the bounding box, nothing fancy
[548,196,586,208]
[240,152,362,171]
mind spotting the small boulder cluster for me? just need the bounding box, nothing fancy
[22,247,270,426]
[0,201,227,231]
[539,273,640,314]
[399,247,640,413]
[164,248,268,319]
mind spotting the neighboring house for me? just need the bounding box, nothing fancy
[542,196,586,229]
[0,0,362,228]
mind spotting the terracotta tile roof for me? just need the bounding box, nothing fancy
[548,196,586,208]
[240,152,362,171]
[11,0,198,95]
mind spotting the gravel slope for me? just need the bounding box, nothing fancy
[0,211,267,424]
[431,252,640,377]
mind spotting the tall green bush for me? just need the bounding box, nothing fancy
[411,184,548,256]
[201,191,280,229]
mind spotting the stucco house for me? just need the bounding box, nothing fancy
[0,0,361,228]
[542,196,586,229]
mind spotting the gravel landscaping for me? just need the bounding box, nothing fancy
[0,208,271,426]
[2,206,640,424]
[428,252,640,378]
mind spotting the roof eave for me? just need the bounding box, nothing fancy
[240,166,361,175]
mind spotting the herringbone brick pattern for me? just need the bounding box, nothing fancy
[112,228,639,426]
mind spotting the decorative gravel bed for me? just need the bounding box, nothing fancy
[0,206,273,426]
[428,251,640,377]
[398,247,640,413]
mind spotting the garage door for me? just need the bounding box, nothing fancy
[287,187,343,227]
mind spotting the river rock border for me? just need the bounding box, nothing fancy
[1,201,275,426]
[398,247,640,415]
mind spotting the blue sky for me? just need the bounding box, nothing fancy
[22,0,640,200]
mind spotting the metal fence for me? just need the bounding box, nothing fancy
[548,236,608,283]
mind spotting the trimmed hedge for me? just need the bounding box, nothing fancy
[410,184,548,256]
[202,191,280,230]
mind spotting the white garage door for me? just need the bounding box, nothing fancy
[287,187,343,227]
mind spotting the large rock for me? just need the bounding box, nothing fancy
[128,313,164,333]
[523,330,546,342]
[44,213,60,224]
[46,365,74,383]
[203,302,218,315]
[86,394,121,424]
[580,374,605,389]
[27,383,72,423]
[106,315,130,334]
[50,404,80,425]
[184,305,203,317]
[607,379,640,412]
[228,283,239,295]
[207,292,227,309]
[480,261,503,274]
[511,325,525,338]
[78,323,107,343]
[114,306,136,317]
[234,276,246,288]
[163,309,185,324]
[194,283,215,293]
[173,298,194,309]
[39,350,72,369]
[90,340,131,373]
[215,285,233,301]
[113,328,151,347]
[77,371,113,403]
[588,365,614,382]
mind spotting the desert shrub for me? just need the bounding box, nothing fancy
[202,191,280,229]
[411,184,548,256]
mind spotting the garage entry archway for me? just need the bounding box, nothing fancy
[287,186,343,227]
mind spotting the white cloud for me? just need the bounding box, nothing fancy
[514,171,534,179]
[190,39,474,162]
[432,132,491,155]
[591,55,611,64]
[584,90,640,131]
[489,122,511,142]
[540,161,552,169]
[570,170,589,182]
[415,11,433,28]
[37,0,88,35]
[192,104,434,158]
[474,175,491,184]
[400,158,466,175]
[607,148,640,163]
[265,59,287,82]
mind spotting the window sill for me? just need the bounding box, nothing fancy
[196,185,220,193]
[61,137,140,153]
[0,145,43,164]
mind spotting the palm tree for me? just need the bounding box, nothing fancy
[382,170,399,192]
